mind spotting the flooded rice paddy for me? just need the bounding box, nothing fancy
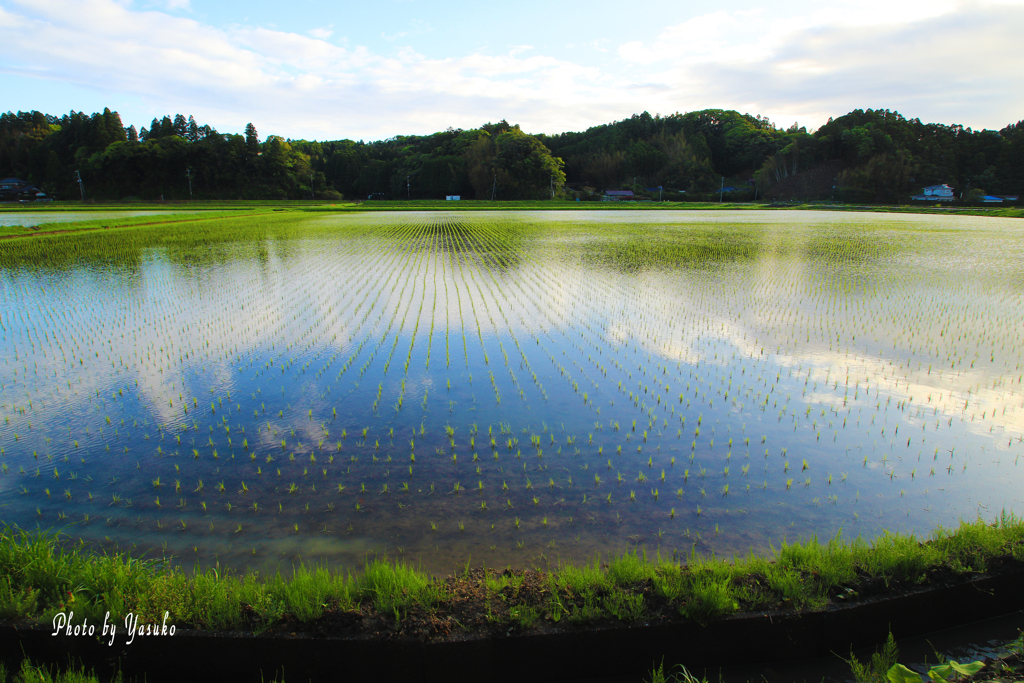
[0,210,202,228]
[0,210,1022,575]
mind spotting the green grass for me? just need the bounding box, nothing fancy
[6,198,1016,217]
[339,199,737,211]
[646,659,708,683]
[359,559,441,617]
[844,631,902,683]
[3,513,1021,635]
[0,199,350,214]
[0,656,290,683]
[0,658,121,683]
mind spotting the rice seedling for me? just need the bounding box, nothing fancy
[0,209,1020,577]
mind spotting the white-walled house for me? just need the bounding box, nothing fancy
[911,184,955,201]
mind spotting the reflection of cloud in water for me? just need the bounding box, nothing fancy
[583,227,1023,452]
[793,350,1024,446]
[2,210,1022,575]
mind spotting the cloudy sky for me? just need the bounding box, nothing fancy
[1,0,1022,141]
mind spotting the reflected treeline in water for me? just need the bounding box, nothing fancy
[0,210,1021,577]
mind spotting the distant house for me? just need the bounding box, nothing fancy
[445,195,461,201]
[0,177,47,201]
[602,190,635,201]
[910,184,955,202]
[979,195,1018,203]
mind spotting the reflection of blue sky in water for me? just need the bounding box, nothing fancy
[0,210,1021,575]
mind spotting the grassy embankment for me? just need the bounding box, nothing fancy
[0,200,356,213]
[295,198,1024,217]
[2,514,1022,636]
[3,199,1022,222]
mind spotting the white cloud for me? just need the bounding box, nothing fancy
[618,10,774,65]
[307,27,333,40]
[0,4,28,28]
[0,0,1021,140]
[0,0,619,138]
[612,2,1024,131]
[698,6,1024,129]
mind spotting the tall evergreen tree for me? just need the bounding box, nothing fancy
[245,123,260,155]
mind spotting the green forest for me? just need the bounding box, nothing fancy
[1,106,1022,203]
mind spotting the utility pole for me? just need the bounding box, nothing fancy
[75,170,85,202]
[310,172,314,200]
[407,175,410,200]
[186,168,193,201]
[550,175,554,199]
[491,174,496,201]
[658,185,663,202]
[719,176,724,203]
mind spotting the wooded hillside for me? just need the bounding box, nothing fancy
[1,107,1020,203]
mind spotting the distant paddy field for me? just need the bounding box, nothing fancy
[0,209,1021,576]
[0,210,206,228]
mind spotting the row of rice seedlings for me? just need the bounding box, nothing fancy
[450,218,547,408]
[540,220,1019,438]
[6,222,991,493]
[442,216,1015,532]
[1,211,1021,573]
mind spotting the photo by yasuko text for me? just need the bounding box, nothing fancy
[51,611,176,646]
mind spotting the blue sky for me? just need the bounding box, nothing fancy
[2,0,1022,141]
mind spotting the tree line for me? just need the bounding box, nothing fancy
[1,107,1021,203]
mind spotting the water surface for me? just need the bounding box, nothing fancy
[0,210,1021,575]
